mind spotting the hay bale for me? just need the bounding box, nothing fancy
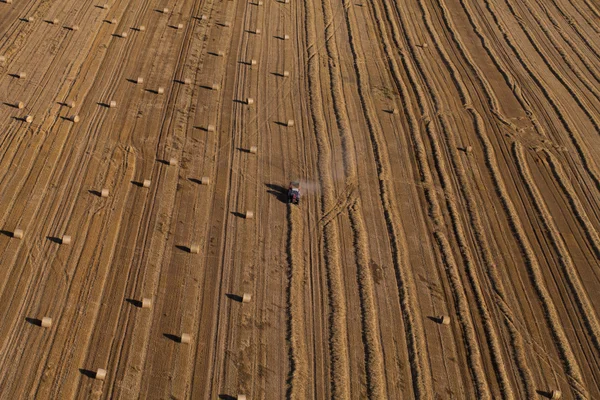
[237,396,247,400]
[24,115,33,123]
[465,145,473,153]
[138,25,146,32]
[5,0,12,3]
[245,211,254,219]
[141,298,151,309]
[162,7,169,13]
[422,43,428,48]
[157,87,165,94]
[101,189,109,198]
[169,158,177,166]
[109,100,117,108]
[200,15,208,20]
[17,72,26,79]
[61,235,71,245]
[286,119,295,127]
[190,245,200,254]
[200,176,210,185]
[254,28,261,34]
[249,146,257,154]
[246,98,254,105]
[283,70,290,77]
[110,18,117,24]
[95,369,107,380]
[177,23,184,29]
[52,18,59,24]
[71,25,80,31]
[550,390,561,400]
[66,101,76,108]
[0,56,5,63]
[180,333,190,344]
[211,83,220,90]
[283,34,290,40]
[27,16,35,22]
[136,77,144,84]
[15,101,24,109]
[217,50,225,57]
[207,124,216,132]
[119,31,128,38]
[242,293,251,302]
[250,59,257,66]
[41,317,52,328]
[100,4,109,9]
[70,115,80,123]
[439,315,450,325]
[142,179,151,188]
[184,78,192,84]
[392,108,399,115]
[258,0,263,4]
[223,22,231,27]
[13,229,23,239]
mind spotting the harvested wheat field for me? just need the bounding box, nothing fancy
[1,0,600,398]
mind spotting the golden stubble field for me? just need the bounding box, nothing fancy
[0,0,599,398]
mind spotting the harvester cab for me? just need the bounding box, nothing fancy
[288,181,300,205]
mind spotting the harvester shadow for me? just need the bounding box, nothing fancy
[265,183,288,203]
[163,333,181,343]
[46,236,62,244]
[125,298,143,308]
[79,369,97,378]
[25,317,42,326]
[175,245,191,253]
[226,293,243,302]
[230,211,246,219]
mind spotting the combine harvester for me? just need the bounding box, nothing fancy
[288,181,300,204]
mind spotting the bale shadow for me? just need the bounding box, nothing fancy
[265,183,288,203]
[237,147,251,153]
[46,236,62,244]
[156,158,170,165]
[188,177,202,185]
[238,60,253,66]
[199,84,215,90]
[176,245,191,253]
[216,22,230,27]
[218,395,236,400]
[163,333,181,343]
[0,230,13,237]
[536,391,553,399]
[125,298,143,308]
[273,121,289,127]
[233,99,248,104]
[130,180,144,187]
[97,102,111,108]
[226,293,243,302]
[145,88,161,94]
[25,317,42,326]
[79,369,97,378]
[274,35,286,40]
[230,211,246,219]
[8,73,22,79]
[208,51,224,57]
[3,102,20,108]
[126,78,140,84]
